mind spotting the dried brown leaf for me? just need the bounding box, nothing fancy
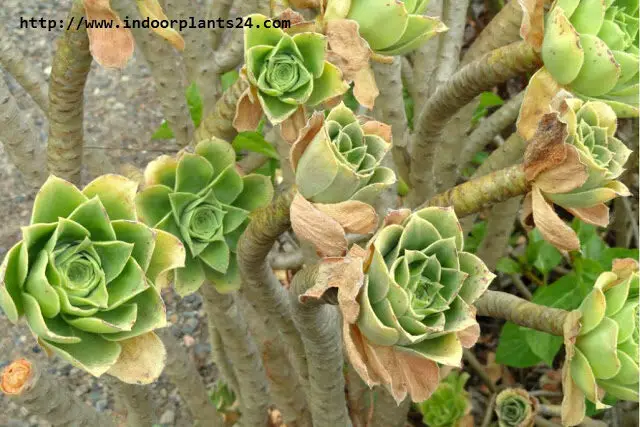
[288,0,321,9]
[289,111,324,170]
[458,322,481,349]
[383,209,411,226]
[290,192,347,257]
[361,120,392,144]
[233,87,264,132]
[325,19,371,81]
[523,112,569,182]
[531,186,580,251]
[343,322,384,387]
[566,204,610,227]
[517,69,563,141]
[83,0,134,68]
[353,66,379,109]
[315,200,378,234]
[279,106,307,145]
[533,145,588,193]
[518,0,545,51]
[301,253,365,323]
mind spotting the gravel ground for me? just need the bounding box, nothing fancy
[0,1,214,425]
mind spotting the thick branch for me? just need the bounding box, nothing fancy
[475,290,570,336]
[195,78,248,143]
[238,296,312,427]
[476,197,523,271]
[420,163,528,218]
[208,322,240,395]
[0,26,48,112]
[0,78,47,187]
[164,0,220,114]
[290,266,351,427]
[461,0,524,66]
[431,0,471,89]
[111,0,194,147]
[236,189,310,389]
[200,285,270,427]
[410,0,443,111]
[156,328,223,426]
[1,358,116,427]
[109,379,155,427]
[409,41,540,204]
[372,58,410,184]
[47,0,92,185]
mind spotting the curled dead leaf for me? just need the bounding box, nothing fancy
[290,192,348,257]
[300,252,366,323]
[361,120,392,144]
[314,200,378,234]
[517,69,563,141]
[523,112,569,182]
[458,322,481,349]
[566,204,609,228]
[107,332,166,384]
[233,86,264,132]
[289,111,325,170]
[279,106,308,144]
[518,0,545,51]
[383,209,411,226]
[531,185,580,251]
[612,258,639,278]
[353,66,379,110]
[533,145,588,193]
[83,0,134,68]
[136,0,185,50]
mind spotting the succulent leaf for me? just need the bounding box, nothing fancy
[495,388,538,427]
[417,371,471,427]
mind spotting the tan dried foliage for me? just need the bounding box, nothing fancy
[533,145,588,194]
[83,0,134,68]
[523,112,569,182]
[315,200,378,234]
[279,106,308,144]
[529,186,580,251]
[518,0,545,51]
[289,112,324,169]
[517,69,563,141]
[290,192,348,257]
[233,86,264,132]
[107,332,166,384]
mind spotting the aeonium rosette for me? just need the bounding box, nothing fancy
[521,96,632,251]
[135,138,274,296]
[561,258,639,426]
[301,208,494,402]
[539,0,639,117]
[234,13,349,132]
[289,102,396,257]
[0,175,185,383]
[495,389,539,427]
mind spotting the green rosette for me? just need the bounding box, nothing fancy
[541,0,639,116]
[324,0,446,56]
[0,175,185,381]
[243,13,349,124]
[417,371,470,427]
[356,207,494,367]
[135,137,274,295]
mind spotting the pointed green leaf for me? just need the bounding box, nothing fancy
[146,229,186,285]
[68,198,116,241]
[103,285,166,341]
[232,174,274,212]
[0,242,26,322]
[211,165,244,205]
[22,293,80,344]
[244,13,283,49]
[82,175,138,221]
[106,258,148,309]
[176,153,215,194]
[92,241,134,283]
[174,253,206,296]
[135,185,173,228]
[307,62,349,106]
[31,176,88,225]
[111,220,156,272]
[402,333,463,367]
[203,253,241,294]
[195,138,237,178]
[199,241,230,273]
[40,330,121,377]
[65,303,137,334]
[24,251,60,318]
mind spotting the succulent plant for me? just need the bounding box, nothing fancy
[356,206,494,370]
[562,258,639,424]
[135,138,274,295]
[290,102,396,204]
[323,0,446,56]
[210,380,237,413]
[495,388,538,427]
[541,0,639,116]
[417,371,471,427]
[521,98,632,251]
[0,175,185,381]
[541,99,632,210]
[240,13,349,124]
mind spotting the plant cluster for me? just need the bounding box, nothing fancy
[0,1,637,427]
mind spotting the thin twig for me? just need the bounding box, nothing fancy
[463,349,497,393]
[481,393,497,427]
